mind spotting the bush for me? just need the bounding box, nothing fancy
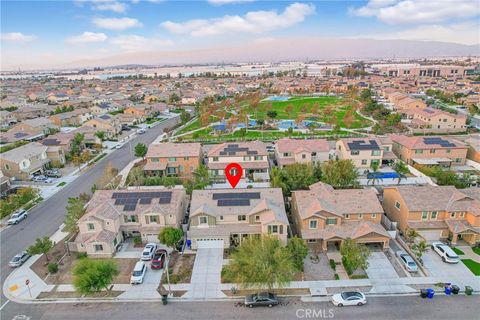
[329,259,336,270]
[342,256,353,275]
[334,273,340,280]
[50,160,65,168]
[48,262,59,274]
[133,235,142,246]
[350,274,368,279]
[76,252,88,259]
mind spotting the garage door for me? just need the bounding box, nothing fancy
[145,234,158,243]
[418,230,442,242]
[196,239,224,249]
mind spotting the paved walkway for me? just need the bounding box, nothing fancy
[184,241,226,299]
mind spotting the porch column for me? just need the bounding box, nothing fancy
[322,240,327,252]
[451,233,458,245]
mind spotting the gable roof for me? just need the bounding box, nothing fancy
[276,138,330,154]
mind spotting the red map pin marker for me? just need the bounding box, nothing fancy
[225,163,242,189]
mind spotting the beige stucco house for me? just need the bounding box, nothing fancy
[336,137,396,169]
[275,138,331,168]
[144,142,202,178]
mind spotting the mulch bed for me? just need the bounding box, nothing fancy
[37,290,123,299]
[222,288,310,297]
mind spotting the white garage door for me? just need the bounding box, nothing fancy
[196,239,224,249]
[418,230,442,242]
[145,234,158,243]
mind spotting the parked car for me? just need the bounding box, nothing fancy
[115,144,123,149]
[7,209,27,225]
[331,291,366,307]
[130,261,147,284]
[396,251,418,272]
[151,249,167,270]
[32,175,47,182]
[245,292,279,308]
[44,169,61,178]
[9,251,30,267]
[43,177,53,183]
[431,242,459,263]
[141,243,157,261]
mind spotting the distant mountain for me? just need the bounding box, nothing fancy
[22,37,480,70]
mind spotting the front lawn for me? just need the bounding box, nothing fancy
[57,182,67,187]
[452,247,465,255]
[461,259,480,276]
[472,247,480,256]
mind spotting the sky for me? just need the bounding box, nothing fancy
[1,0,479,70]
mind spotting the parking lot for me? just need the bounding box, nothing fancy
[422,250,473,277]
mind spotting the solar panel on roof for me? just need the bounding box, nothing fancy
[212,192,260,200]
[347,140,380,150]
[14,132,28,138]
[217,199,250,206]
[124,204,136,211]
[159,198,171,204]
[139,198,152,204]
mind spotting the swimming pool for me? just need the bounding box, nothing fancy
[267,96,290,101]
[367,172,399,179]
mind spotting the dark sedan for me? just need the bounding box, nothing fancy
[245,292,279,308]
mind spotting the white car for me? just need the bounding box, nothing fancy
[130,261,147,284]
[141,243,157,261]
[396,251,418,272]
[431,242,459,264]
[137,128,146,134]
[8,209,28,225]
[331,292,367,307]
[9,251,30,267]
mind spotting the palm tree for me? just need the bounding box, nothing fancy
[405,228,419,244]
[367,162,382,186]
[394,161,410,185]
[411,240,429,265]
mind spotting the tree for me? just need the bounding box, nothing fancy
[69,133,84,157]
[405,228,419,244]
[73,258,119,295]
[320,160,359,189]
[342,111,355,128]
[64,197,86,234]
[27,237,54,262]
[95,161,119,190]
[340,238,370,275]
[411,240,429,265]
[269,167,286,192]
[394,161,410,184]
[223,235,296,292]
[158,227,183,249]
[180,110,190,124]
[126,166,146,186]
[286,237,309,272]
[282,163,318,195]
[286,104,294,118]
[94,131,106,141]
[367,162,382,186]
[134,143,148,159]
[266,110,277,120]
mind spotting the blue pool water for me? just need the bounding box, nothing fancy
[367,172,399,179]
[267,96,290,101]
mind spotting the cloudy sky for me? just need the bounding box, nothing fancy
[1,0,479,69]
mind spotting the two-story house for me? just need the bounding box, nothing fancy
[391,135,468,167]
[207,141,270,182]
[90,102,120,115]
[83,114,121,139]
[144,142,202,178]
[49,108,93,127]
[336,137,395,170]
[275,138,331,168]
[383,185,479,245]
[403,107,467,134]
[291,182,390,252]
[0,142,51,180]
[188,188,289,249]
[73,188,186,257]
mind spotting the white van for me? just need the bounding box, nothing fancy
[130,261,147,284]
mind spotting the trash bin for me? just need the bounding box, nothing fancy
[427,288,435,299]
[451,285,460,295]
[420,289,428,298]
[161,294,168,305]
[465,286,473,295]
[445,285,452,295]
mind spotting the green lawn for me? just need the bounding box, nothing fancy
[452,247,465,255]
[245,96,371,129]
[461,259,480,276]
[473,247,480,256]
[57,182,67,187]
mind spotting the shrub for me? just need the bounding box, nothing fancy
[334,273,340,280]
[133,236,142,246]
[329,259,336,270]
[76,252,88,259]
[50,160,65,168]
[350,274,368,279]
[342,257,353,275]
[48,262,59,274]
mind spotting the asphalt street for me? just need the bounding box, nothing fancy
[1,296,478,320]
[0,116,180,305]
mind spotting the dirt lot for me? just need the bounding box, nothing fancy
[38,289,123,299]
[161,252,195,284]
[222,288,310,297]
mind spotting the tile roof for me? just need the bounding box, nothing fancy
[391,135,467,150]
[146,142,201,158]
[207,141,268,157]
[276,138,330,153]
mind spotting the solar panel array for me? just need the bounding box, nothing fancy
[218,144,258,156]
[423,137,457,148]
[347,140,380,151]
[14,132,29,138]
[214,192,261,207]
[111,191,172,211]
[423,108,435,114]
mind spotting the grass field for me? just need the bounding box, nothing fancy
[245,96,370,129]
[461,259,480,276]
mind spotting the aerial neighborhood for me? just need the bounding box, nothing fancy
[1,60,480,313]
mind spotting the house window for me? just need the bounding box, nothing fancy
[199,216,208,225]
[167,167,177,174]
[184,156,189,160]
[326,218,337,225]
[383,146,390,152]
[361,160,368,165]
[307,239,317,243]
[421,211,428,220]
[255,215,260,221]
[446,149,451,154]
[124,215,138,223]
[415,150,423,154]
[151,157,159,163]
[168,157,177,162]
[280,225,283,234]
[460,212,465,218]
[94,244,103,252]
[302,154,306,159]
[87,223,95,231]
[148,215,159,224]
[351,150,360,156]
[430,149,436,154]
[450,212,456,218]
[243,156,251,161]
[359,214,363,219]
[345,214,350,219]
[213,157,219,162]
[312,152,317,157]
[455,158,462,163]
[254,156,262,161]
[309,220,318,229]
[268,225,278,234]
[283,152,291,157]
[395,201,401,210]
[219,215,224,221]
[371,213,376,219]
[371,150,381,156]
[238,215,246,221]
[4,164,9,170]
[431,211,437,220]
[179,165,184,172]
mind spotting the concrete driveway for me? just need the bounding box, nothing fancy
[422,251,473,277]
[118,262,163,299]
[187,240,225,299]
[366,252,399,279]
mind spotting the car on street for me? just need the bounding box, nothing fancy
[141,243,157,261]
[396,251,418,272]
[151,249,167,270]
[331,291,367,307]
[245,292,279,308]
[44,169,61,178]
[9,251,30,267]
[137,128,146,134]
[8,209,28,225]
[431,242,459,263]
[115,144,123,149]
[32,175,47,182]
[130,261,147,284]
